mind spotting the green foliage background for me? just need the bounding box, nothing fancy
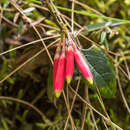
[0,0,130,129]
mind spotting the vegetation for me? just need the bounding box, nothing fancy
[0,0,130,129]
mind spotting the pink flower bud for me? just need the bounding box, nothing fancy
[66,43,74,84]
[53,46,60,88]
[74,47,93,85]
[54,47,66,98]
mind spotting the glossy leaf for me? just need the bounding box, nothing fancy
[83,21,125,33]
[83,45,116,98]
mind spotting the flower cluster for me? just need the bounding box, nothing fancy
[53,33,93,98]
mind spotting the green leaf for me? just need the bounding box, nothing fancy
[7,77,15,85]
[83,21,125,33]
[1,118,9,130]
[100,31,107,44]
[35,123,49,129]
[83,45,116,98]
[0,58,8,80]
[1,0,9,8]
[22,110,29,122]
[44,19,58,28]
[25,0,42,4]
[9,45,16,59]
[56,6,130,24]
[100,32,109,49]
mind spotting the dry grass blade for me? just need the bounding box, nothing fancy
[115,56,130,114]
[68,86,123,130]
[81,87,98,130]
[2,15,18,27]
[0,39,59,84]
[102,118,109,130]
[9,0,53,64]
[95,85,115,130]
[87,90,98,130]
[64,77,81,129]
[61,14,83,29]
[0,96,51,124]
[81,87,88,130]
[0,35,59,56]
[121,52,130,80]
[0,4,3,25]
[31,89,46,105]
[63,91,76,130]
[89,106,99,130]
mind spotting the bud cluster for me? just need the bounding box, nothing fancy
[53,33,93,98]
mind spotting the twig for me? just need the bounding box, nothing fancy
[0,35,59,56]
[87,91,98,130]
[115,56,130,113]
[81,87,88,130]
[102,118,109,130]
[95,84,115,130]
[0,4,3,25]
[2,15,18,27]
[31,89,46,105]
[82,87,98,130]
[120,51,130,80]
[63,91,76,130]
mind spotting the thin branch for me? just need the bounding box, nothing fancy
[95,85,115,130]
[87,91,98,130]
[2,15,18,27]
[64,77,81,129]
[0,4,3,25]
[31,89,46,105]
[63,91,76,130]
[102,118,109,130]
[115,56,130,114]
[121,52,130,80]
[81,87,88,130]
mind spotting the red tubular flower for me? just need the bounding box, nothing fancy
[74,47,93,85]
[66,42,74,84]
[53,45,60,88]
[54,47,66,98]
